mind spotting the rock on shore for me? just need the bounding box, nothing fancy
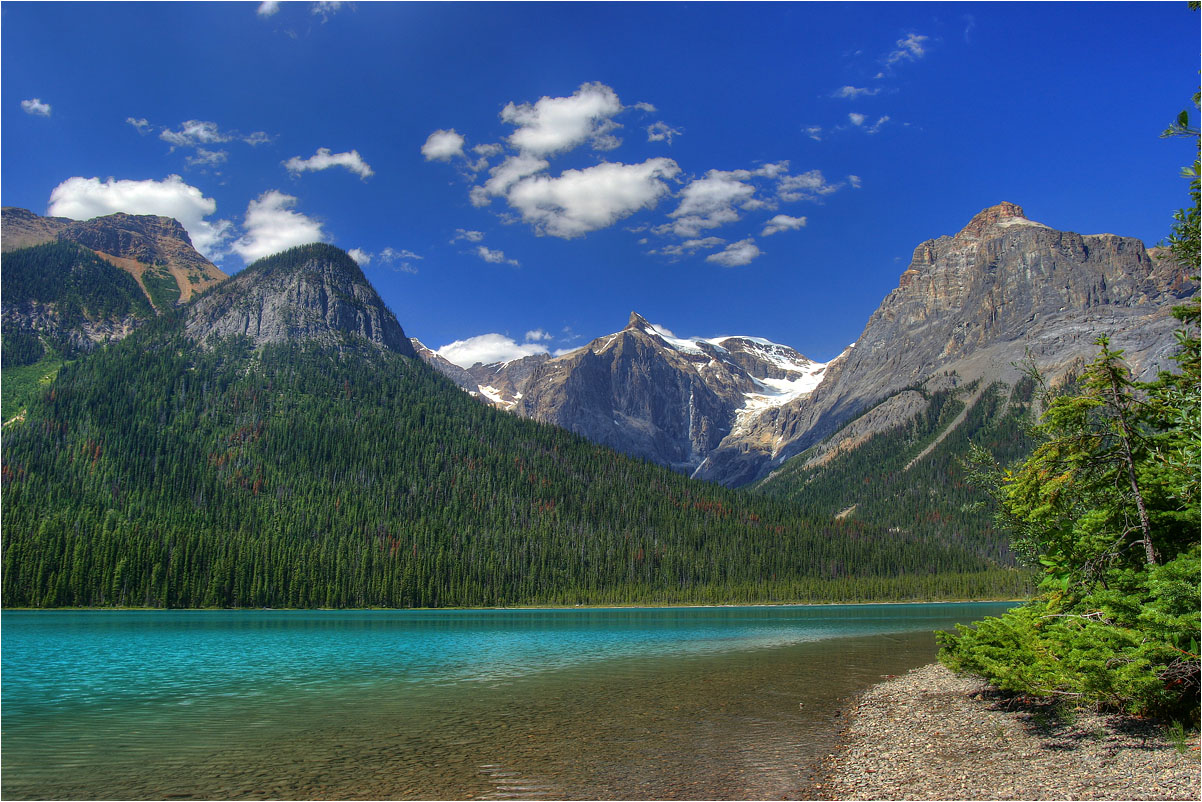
[818,663,1200,801]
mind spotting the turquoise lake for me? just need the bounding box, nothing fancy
[1,603,1013,800]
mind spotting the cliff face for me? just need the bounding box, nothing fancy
[694,203,1197,485]
[184,243,417,357]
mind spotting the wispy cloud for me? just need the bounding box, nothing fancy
[647,121,682,143]
[832,86,880,100]
[476,245,520,266]
[885,33,929,65]
[761,214,807,236]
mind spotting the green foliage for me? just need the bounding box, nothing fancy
[0,341,66,422]
[1,325,46,368]
[752,379,1039,568]
[1,241,154,326]
[141,267,182,310]
[1,310,1024,610]
[940,323,1201,722]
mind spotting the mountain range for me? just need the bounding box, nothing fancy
[413,202,1195,486]
[1,240,1025,608]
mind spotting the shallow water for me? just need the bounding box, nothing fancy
[1,603,1012,800]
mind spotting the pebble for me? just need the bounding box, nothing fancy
[816,663,1200,801]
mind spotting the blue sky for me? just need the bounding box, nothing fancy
[3,2,1197,365]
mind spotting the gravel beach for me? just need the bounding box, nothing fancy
[816,663,1200,801]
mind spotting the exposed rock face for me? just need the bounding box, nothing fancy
[695,203,1197,485]
[1,207,227,304]
[418,312,829,474]
[185,243,416,357]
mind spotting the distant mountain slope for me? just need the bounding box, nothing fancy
[1,244,1025,609]
[695,202,1197,486]
[2,207,227,306]
[416,313,832,474]
[1,208,228,421]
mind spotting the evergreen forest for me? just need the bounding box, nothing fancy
[1,273,1028,609]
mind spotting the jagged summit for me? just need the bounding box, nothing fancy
[184,243,416,356]
[626,311,652,330]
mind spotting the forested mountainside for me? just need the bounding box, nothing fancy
[1,208,226,421]
[0,244,1028,609]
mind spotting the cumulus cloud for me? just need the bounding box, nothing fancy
[22,98,52,117]
[127,117,152,133]
[476,245,520,266]
[706,238,761,267]
[848,112,867,127]
[525,329,552,342]
[436,333,549,368]
[284,147,374,179]
[761,214,807,236]
[886,33,929,65]
[505,158,681,238]
[353,247,420,273]
[501,82,623,156]
[348,247,372,266]
[230,190,326,263]
[257,1,279,16]
[665,169,759,238]
[647,121,682,143]
[833,86,880,99]
[477,153,550,203]
[421,129,466,161]
[47,174,233,260]
[187,148,229,168]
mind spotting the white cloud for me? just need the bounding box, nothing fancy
[187,148,229,168]
[777,169,841,202]
[349,247,420,273]
[161,120,230,148]
[525,329,552,342]
[866,115,891,134]
[761,214,807,236]
[257,1,279,16]
[478,153,550,201]
[666,169,759,238]
[422,129,466,162]
[21,98,51,117]
[886,33,929,65]
[805,125,823,141]
[160,119,269,149]
[230,190,326,263]
[849,174,862,189]
[46,175,233,260]
[284,147,374,179]
[348,248,372,266]
[833,86,880,99]
[452,229,485,243]
[652,236,726,258]
[501,81,623,156]
[706,238,761,267]
[476,245,519,266]
[127,117,151,133]
[647,121,682,143]
[505,158,680,238]
[436,333,549,368]
[848,112,867,126]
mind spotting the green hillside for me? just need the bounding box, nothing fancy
[752,379,1038,564]
[0,250,1028,608]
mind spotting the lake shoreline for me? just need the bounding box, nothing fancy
[815,662,1200,801]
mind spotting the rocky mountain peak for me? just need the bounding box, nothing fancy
[626,311,653,331]
[954,201,1031,240]
[184,243,416,357]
